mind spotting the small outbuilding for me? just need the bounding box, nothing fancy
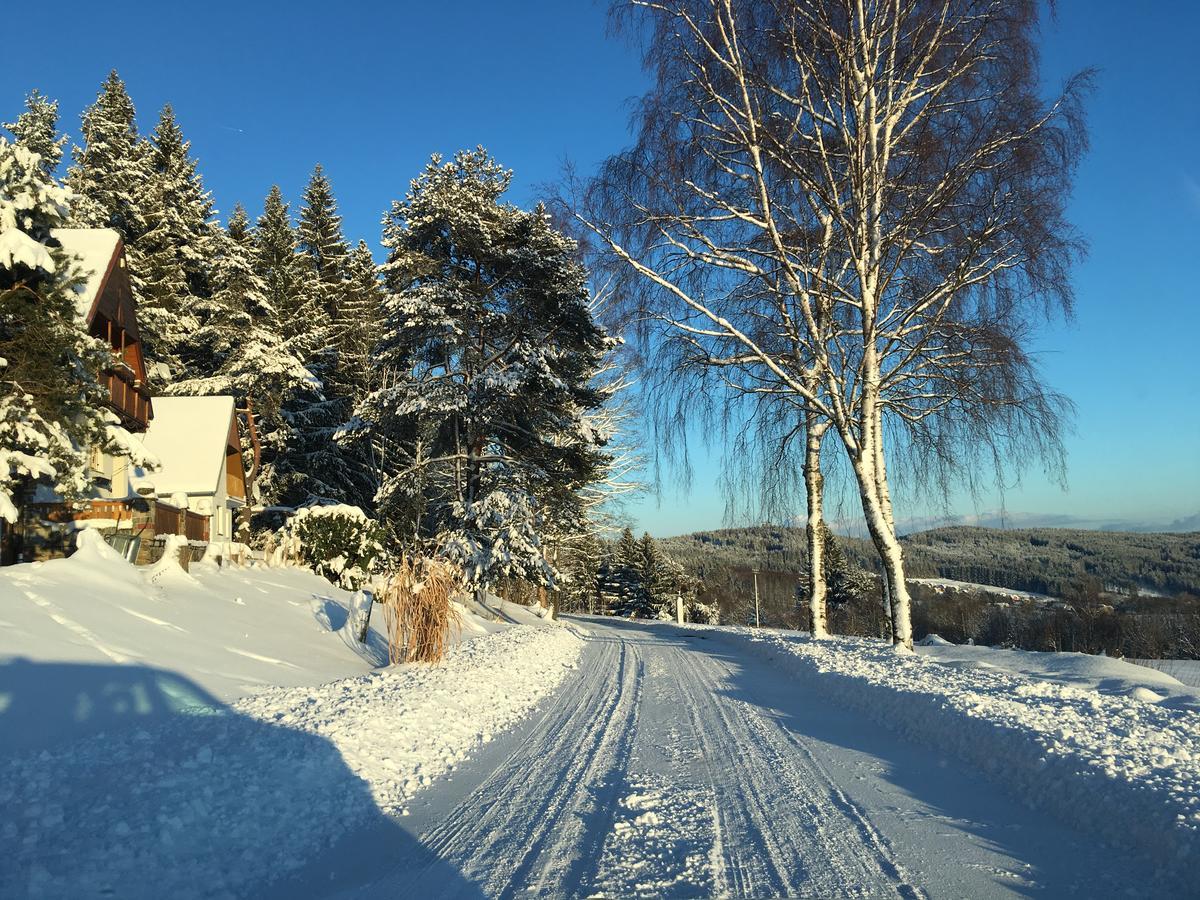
[134,396,248,544]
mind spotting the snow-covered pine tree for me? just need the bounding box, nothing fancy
[255,185,304,329]
[0,138,150,527]
[287,166,375,508]
[3,91,68,175]
[66,71,149,251]
[248,185,315,507]
[636,531,674,617]
[337,240,383,395]
[601,526,652,617]
[350,148,613,592]
[169,203,314,508]
[296,164,349,318]
[134,104,216,384]
[795,523,873,633]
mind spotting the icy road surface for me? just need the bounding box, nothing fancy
[311,617,1161,899]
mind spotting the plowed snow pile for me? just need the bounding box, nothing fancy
[728,628,1200,873]
[0,535,582,898]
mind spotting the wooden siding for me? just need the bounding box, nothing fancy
[185,510,209,542]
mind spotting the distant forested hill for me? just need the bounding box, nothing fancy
[656,525,1200,599]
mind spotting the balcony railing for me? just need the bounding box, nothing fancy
[104,368,152,430]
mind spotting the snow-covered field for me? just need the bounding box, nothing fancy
[909,576,1056,603]
[6,538,1198,898]
[1129,657,1200,688]
[725,627,1200,880]
[0,536,581,898]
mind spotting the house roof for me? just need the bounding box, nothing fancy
[50,228,122,324]
[136,396,237,496]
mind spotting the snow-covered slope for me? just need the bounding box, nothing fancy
[0,536,584,898]
[0,535,391,752]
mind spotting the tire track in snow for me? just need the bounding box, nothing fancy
[667,634,921,898]
[395,630,644,897]
[19,590,135,664]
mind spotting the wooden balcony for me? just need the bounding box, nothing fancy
[104,366,153,432]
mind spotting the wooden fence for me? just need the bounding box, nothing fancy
[154,502,209,542]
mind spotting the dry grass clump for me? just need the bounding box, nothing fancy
[379,557,462,664]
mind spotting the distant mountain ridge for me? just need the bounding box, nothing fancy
[655,523,1200,599]
[820,510,1200,537]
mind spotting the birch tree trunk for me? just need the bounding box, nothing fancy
[803,412,830,639]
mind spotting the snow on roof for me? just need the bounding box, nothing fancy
[136,396,236,496]
[50,227,121,323]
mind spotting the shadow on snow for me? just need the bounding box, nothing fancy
[0,658,474,899]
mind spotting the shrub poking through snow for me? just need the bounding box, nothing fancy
[278,504,384,590]
[380,556,462,663]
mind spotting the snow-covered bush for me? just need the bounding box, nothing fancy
[279,504,384,590]
[441,488,555,591]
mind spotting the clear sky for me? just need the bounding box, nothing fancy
[3,1,1197,536]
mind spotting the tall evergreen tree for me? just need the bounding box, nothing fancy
[3,90,67,175]
[296,163,349,317]
[170,203,313,505]
[134,104,216,382]
[349,148,613,590]
[255,185,304,330]
[337,240,384,392]
[66,71,149,246]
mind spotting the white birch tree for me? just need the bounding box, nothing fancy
[586,0,1088,647]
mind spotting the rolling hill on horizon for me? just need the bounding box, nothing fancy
[653,523,1200,599]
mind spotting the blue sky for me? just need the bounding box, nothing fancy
[3,1,1197,536]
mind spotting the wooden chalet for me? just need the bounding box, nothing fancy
[54,228,153,433]
[5,230,247,565]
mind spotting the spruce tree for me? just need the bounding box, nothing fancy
[296,163,348,317]
[169,203,313,505]
[3,90,68,174]
[66,71,149,245]
[337,240,383,393]
[255,185,304,329]
[134,104,216,383]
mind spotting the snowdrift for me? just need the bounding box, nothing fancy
[724,627,1200,887]
[0,538,584,897]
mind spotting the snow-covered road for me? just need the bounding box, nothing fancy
[321,617,1162,898]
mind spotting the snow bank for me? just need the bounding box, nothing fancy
[1,546,584,897]
[0,548,389,750]
[721,628,1200,884]
[0,625,581,899]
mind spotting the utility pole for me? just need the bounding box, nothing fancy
[752,566,760,627]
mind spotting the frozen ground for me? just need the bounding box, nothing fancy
[0,537,579,898]
[4,545,1196,898]
[323,618,1187,899]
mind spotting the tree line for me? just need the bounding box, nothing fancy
[1,76,627,597]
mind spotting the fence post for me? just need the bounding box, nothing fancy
[355,590,374,644]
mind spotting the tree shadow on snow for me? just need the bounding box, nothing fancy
[615,622,1167,899]
[0,659,473,899]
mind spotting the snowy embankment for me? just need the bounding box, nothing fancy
[0,536,583,898]
[723,627,1200,882]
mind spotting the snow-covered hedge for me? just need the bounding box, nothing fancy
[278,504,384,590]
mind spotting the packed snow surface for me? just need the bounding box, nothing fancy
[328,618,1177,899]
[1,537,580,897]
[5,540,1196,899]
[727,627,1200,875]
